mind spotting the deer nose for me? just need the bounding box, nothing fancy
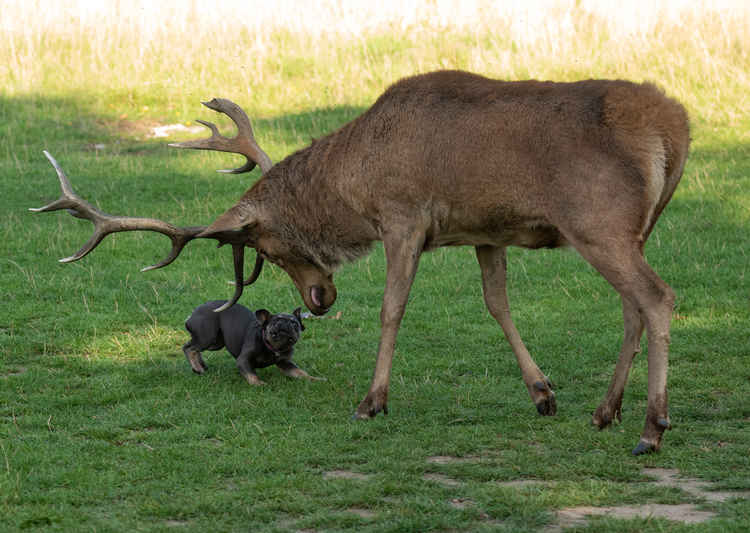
[311,286,325,308]
[309,284,336,315]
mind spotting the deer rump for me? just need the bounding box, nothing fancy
[33,70,690,455]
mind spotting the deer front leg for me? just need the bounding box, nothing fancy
[354,230,425,419]
[475,246,556,415]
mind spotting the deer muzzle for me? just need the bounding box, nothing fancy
[303,282,337,316]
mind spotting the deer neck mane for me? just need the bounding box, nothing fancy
[254,137,378,271]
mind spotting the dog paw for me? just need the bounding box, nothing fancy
[244,374,266,386]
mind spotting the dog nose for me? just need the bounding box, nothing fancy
[272,330,292,342]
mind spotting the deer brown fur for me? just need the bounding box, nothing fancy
[35,70,690,454]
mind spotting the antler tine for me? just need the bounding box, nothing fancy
[31,151,205,267]
[169,98,273,175]
[213,244,246,313]
[29,151,88,215]
[139,226,206,272]
[227,252,264,287]
[243,253,264,286]
[32,152,266,313]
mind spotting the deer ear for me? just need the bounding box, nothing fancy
[198,204,257,238]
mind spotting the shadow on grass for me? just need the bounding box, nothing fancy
[4,93,749,435]
[0,92,366,160]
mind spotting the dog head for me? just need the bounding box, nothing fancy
[255,307,305,353]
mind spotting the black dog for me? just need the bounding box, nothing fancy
[183,300,323,385]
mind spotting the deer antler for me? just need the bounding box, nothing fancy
[169,98,273,175]
[30,151,206,270]
[30,151,263,311]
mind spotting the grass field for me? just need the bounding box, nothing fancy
[2,1,749,531]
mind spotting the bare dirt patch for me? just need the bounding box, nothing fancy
[1,366,27,378]
[322,470,371,481]
[547,504,717,532]
[422,473,464,487]
[346,507,376,518]
[543,467,750,532]
[449,498,476,510]
[495,479,554,489]
[324,458,748,530]
[644,467,750,502]
[426,455,481,465]
[113,118,162,139]
[164,520,189,527]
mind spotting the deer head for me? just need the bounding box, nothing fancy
[195,201,338,316]
[33,98,337,314]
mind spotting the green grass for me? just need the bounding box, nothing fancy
[2,2,750,531]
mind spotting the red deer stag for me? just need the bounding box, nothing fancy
[33,70,690,454]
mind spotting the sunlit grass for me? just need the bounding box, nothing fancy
[2,2,750,532]
[2,0,748,132]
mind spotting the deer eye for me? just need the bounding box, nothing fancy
[258,249,284,267]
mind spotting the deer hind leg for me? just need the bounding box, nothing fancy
[571,239,674,455]
[592,297,643,428]
[475,246,556,416]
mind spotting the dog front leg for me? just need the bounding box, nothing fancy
[236,352,265,386]
[355,229,425,419]
[277,360,326,381]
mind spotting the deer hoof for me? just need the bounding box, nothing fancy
[535,398,556,416]
[352,406,388,420]
[533,380,556,416]
[354,390,388,419]
[657,417,672,430]
[352,410,376,420]
[592,411,612,429]
[592,403,622,429]
[632,439,660,456]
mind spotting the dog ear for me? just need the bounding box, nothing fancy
[293,307,305,330]
[255,309,271,325]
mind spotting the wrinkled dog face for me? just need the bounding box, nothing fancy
[261,309,304,353]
